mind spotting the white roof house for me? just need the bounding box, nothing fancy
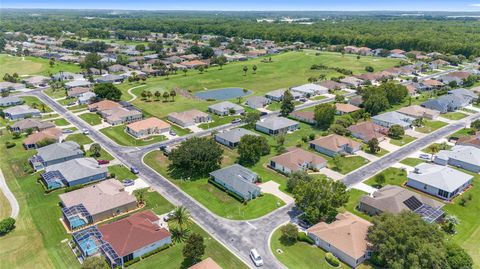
[407,163,473,200]
[434,145,480,173]
[290,83,328,96]
[372,111,415,129]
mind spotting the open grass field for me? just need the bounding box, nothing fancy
[100,125,167,146]
[117,51,399,119]
[78,112,103,126]
[389,134,416,147]
[415,120,448,133]
[0,54,81,79]
[143,150,285,220]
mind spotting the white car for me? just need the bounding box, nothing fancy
[250,249,264,267]
[419,154,430,160]
[82,129,90,135]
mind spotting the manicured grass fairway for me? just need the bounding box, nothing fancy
[0,130,246,269]
[0,54,81,79]
[415,120,448,133]
[79,112,103,126]
[389,135,416,146]
[117,51,399,118]
[399,157,426,167]
[100,125,167,146]
[65,133,93,145]
[143,150,285,220]
[441,111,468,120]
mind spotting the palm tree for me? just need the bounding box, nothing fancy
[154,91,161,101]
[141,90,148,100]
[252,65,257,74]
[163,91,170,102]
[146,91,153,101]
[134,188,147,205]
[242,66,248,76]
[427,144,440,161]
[171,206,191,230]
[170,90,176,101]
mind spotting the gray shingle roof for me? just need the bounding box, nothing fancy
[436,145,480,166]
[256,117,298,131]
[208,101,244,112]
[44,157,107,183]
[210,164,260,197]
[36,141,83,162]
[4,105,40,115]
[215,128,258,144]
[408,163,473,192]
[372,111,414,127]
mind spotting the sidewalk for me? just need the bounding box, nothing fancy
[0,168,19,219]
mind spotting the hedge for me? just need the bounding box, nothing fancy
[297,232,315,245]
[325,252,340,267]
[123,257,140,267]
[140,244,171,259]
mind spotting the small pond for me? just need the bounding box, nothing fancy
[195,87,252,101]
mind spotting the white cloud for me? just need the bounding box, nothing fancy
[470,3,480,6]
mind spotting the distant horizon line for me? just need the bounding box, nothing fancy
[1,7,480,13]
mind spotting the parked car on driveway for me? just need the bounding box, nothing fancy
[169,130,177,136]
[123,179,134,186]
[419,154,430,160]
[231,118,242,124]
[97,159,110,165]
[163,210,175,222]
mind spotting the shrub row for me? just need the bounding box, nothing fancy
[297,232,315,245]
[140,244,171,259]
[123,257,140,267]
[325,252,340,267]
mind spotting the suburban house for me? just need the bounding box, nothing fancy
[214,128,258,148]
[318,80,346,91]
[3,105,41,120]
[434,145,480,173]
[65,80,92,89]
[265,89,302,101]
[188,257,222,269]
[209,164,261,201]
[255,117,299,135]
[407,163,473,201]
[22,75,50,87]
[289,110,315,124]
[78,92,97,105]
[167,109,211,127]
[73,210,172,268]
[67,87,91,98]
[0,96,23,107]
[440,71,471,85]
[23,127,62,149]
[397,105,440,120]
[421,94,470,113]
[307,212,372,268]
[359,185,444,223]
[348,96,363,107]
[29,141,84,171]
[208,101,245,116]
[126,117,171,138]
[99,107,143,125]
[246,96,270,109]
[88,100,122,112]
[448,88,478,103]
[290,83,328,96]
[96,74,125,84]
[371,111,414,129]
[340,76,364,88]
[310,134,360,157]
[182,60,207,69]
[421,79,444,90]
[335,103,361,115]
[347,121,388,143]
[41,158,108,190]
[10,118,55,133]
[0,81,26,92]
[456,133,480,149]
[269,147,326,174]
[59,179,137,230]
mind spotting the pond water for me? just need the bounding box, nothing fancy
[195,87,252,100]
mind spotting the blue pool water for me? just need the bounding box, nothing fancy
[69,216,87,229]
[195,87,252,100]
[79,238,99,256]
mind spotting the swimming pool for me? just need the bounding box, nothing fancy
[69,216,87,229]
[79,238,99,256]
[195,87,252,100]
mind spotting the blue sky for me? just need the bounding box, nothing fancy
[2,0,480,11]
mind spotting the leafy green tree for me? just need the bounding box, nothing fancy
[367,212,454,269]
[201,46,214,59]
[237,135,270,166]
[162,91,170,102]
[0,217,15,234]
[335,94,345,103]
[280,90,295,116]
[374,173,386,187]
[445,242,473,269]
[82,52,102,69]
[89,143,101,158]
[363,86,390,115]
[242,65,248,76]
[216,55,227,69]
[135,44,145,52]
[286,171,312,193]
[243,111,260,129]
[388,124,404,139]
[367,138,380,154]
[471,119,480,130]
[252,65,257,74]
[154,90,161,101]
[280,224,298,244]
[382,82,408,105]
[168,137,223,179]
[81,256,107,269]
[182,233,206,267]
[292,176,349,223]
[93,83,122,101]
[365,66,374,72]
[134,188,147,204]
[314,103,336,129]
[170,90,176,101]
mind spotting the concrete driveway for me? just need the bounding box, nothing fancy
[259,181,294,205]
[379,138,401,152]
[355,150,379,162]
[311,168,344,181]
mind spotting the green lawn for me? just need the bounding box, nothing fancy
[88,148,114,161]
[415,120,448,134]
[0,54,81,79]
[266,101,301,111]
[270,227,352,269]
[399,158,426,167]
[197,114,242,129]
[143,150,285,220]
[65,133,93,145]
[451,128,476,138]
[53,118,70,126]
[342,189,372,221]
[79,112,103,126]
[389,135,416,147]
[117,51,399,119]
[441,111,468,120]
[361,144,389,157]
[328,155,370,174]
[20,96,53,112]
[108,164,137,181]
[421,142,452,154]
[57,98,77,106]
[169,123,192,136]
[67,104,88,111]
[44,88,67,99]
[364,167,407,188]
[100,125,167,146]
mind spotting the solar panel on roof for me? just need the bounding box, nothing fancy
[403,196,423,211]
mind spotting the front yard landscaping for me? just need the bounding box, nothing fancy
[327,155,370,174]
[197,114,242,130]
[364,167,407,188]
[65,133,93,145]
[108,164,137,181]
[415,120,448,133]
[389,135,416,146]
[399,158,426,167]
[79,112,103,126]
[441,111,468,120]
[100,125,167,146]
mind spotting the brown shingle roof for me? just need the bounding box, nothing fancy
[23,128,61,145]
[347,121,388,142]
[88,100,122,112]
[310,134,361,152]
[335,103,361,113]
[188,258,223,269]
[307,212,372,259]
[457,133,480,148]
[126,117,170,133]
[98,210,171,257]
[397,105,439,119]
[289,110,314,123]
[271,148,326,172]
[422,79,444,87]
